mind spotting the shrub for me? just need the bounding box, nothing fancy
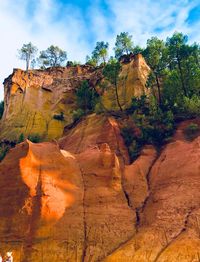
[53,112,64,121]
[72,109,84,122]
[76,80,99,113]
[183,95,200,117]
[0,101,4,119]
[184,123,200,140]
[94,102,104,114]
[121,96,175,162]
[129,140,143,161]
[0,145,9,161]
[28,134,41,143]
[121,125,144,161]
[127,95,149,115]
[18,133,25,143]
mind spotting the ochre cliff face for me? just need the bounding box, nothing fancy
[0,65,98,141]
[0,54,150,141]
[101,54,150,111]
[0,116,200,261]
[105,119,200,262]
[0,115,135,261]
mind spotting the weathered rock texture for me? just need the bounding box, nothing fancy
[0,65,98,141]
[0,115,136,261]
[1,116,200,261]
[0,54,150,141]
[104,119,200,262]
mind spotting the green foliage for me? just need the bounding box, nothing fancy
[143,37,168,105]
[135,96,174,145]
[18,42,38,70]
[184,123,200,141]
[94,102,104,114]
[127,95,149,115]
[18,133,25,143]
[182,95,200,116]
[103,60,122,111]
[67,61,82,66]
[39,45,67,67]
[91,41,109,65]
[75,80,99,113]
[122,95,175,161]
[0,101,4,119]
[28,134,41,143]
[103,60,121,85]
[114,32,134,59]
[53,112,64,121]
[86,55,98,67]
[72,109,84,122]
[132,45,144,55]
[121,126,143,160]
[165,32,193,97]
[0,145,9,161]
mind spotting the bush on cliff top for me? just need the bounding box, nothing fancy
[184,123,200,141]
[75,80,99,113]
[121,95,175,161]
[28,134,42,143]
[0,101,4,119]
[0,145,9,161]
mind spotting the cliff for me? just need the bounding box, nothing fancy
[1,54,199,262]
[0,116,200,261]
[0,54,150,141]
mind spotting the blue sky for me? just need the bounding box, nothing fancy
[0,0,200,99]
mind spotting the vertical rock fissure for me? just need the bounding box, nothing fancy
[123,188,131,208]
[79,165,87,262]
[135,150,160,231]
[153,209,193,262]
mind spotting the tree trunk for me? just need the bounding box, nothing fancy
[115,81,123,111]
[26,57,30,71]
[155,73,162,105]
[177,55,187,96]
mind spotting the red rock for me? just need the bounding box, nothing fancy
[1,117,200,261]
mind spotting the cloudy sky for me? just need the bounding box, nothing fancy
[0,0,200,99]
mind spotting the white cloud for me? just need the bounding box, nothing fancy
[0,0,91,99]
[0,0,199,100]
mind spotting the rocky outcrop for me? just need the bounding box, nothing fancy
[104,120,200,262]
[1,116,200,261]
[0,54,150,141]
[59,114,130,164]
[0,65,98,141]
[0,115,135,261]
[100,54,150,111]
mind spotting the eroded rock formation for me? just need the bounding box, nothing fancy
[1,54,200,262]
[0,116,200,261]
[0,54,150,141]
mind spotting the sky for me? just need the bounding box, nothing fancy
[0,0,200,99]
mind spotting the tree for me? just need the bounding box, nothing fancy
[132,45,144,55]
[103,59,123,111]
[76,80,99,113]
[85,55,98,67]
[18,42,38,71]
[114,32,134,59]
[39,45,67,68]
[0,101,4,119]
[166,32,189,96]
[91,41,109,65]
[144,37,168,105]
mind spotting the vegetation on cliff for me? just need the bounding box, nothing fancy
[1,31,200,162]
[75,31,200,160]
[0,101,4,119]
